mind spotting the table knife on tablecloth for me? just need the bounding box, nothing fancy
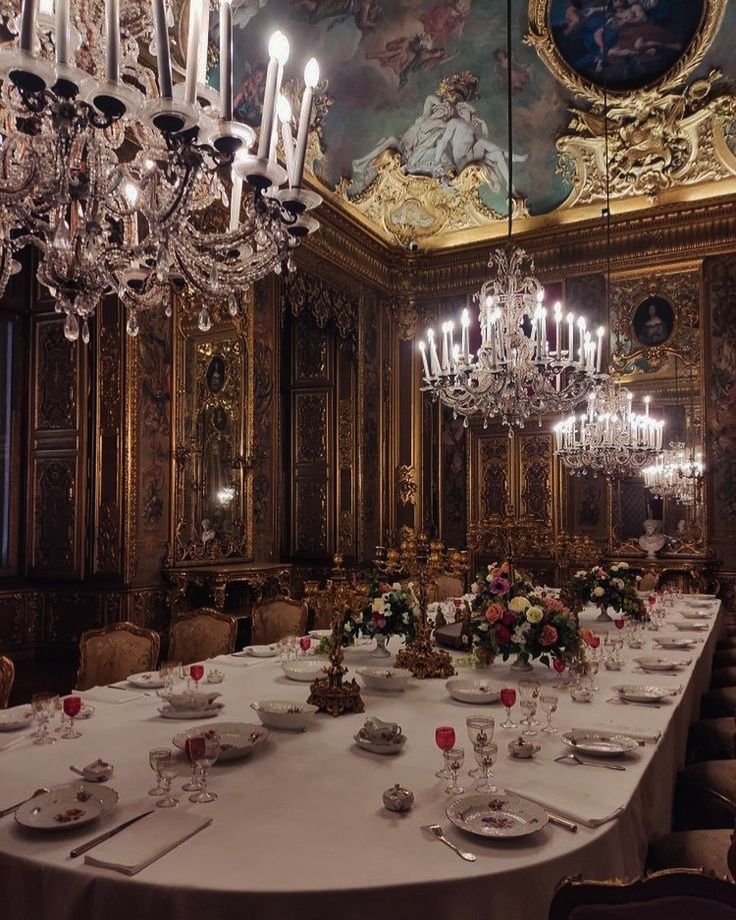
[70,810,155,858]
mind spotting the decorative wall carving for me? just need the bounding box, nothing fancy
[396,464,418,507]
[360,297,380,550]
[338,398,353,469]
[34,460,75,570]
[36,323,75,430]
[284,272,357,345]
[96,503,119,572]
[440,408,467,549]
[479,438,509,519]
[296,393,328,464]
[295,481,328,555]
[296,324,329,382]
[519,435,552,524]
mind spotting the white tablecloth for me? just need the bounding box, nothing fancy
[0,599,722,920]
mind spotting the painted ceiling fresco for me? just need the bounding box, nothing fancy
[208,0,736,247]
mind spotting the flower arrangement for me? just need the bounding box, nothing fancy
[569,562,645,621]
[470,561,535,614]
[362,581,419,642]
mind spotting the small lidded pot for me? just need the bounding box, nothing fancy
[82,759,113,782]
[508,737,541,759]
[382,783,414,813]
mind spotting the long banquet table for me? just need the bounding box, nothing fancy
[0,598,723,920]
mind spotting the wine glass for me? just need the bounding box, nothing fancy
[32,692,57,745]
[519,697,538,736]
[155,749,180,808]
[499,688,517,728]
[189,664,204,694]
[444,747,465,795]
[586,648,600,691]
[158,661,178,696]
[435,725,456,778]
[148,747,170,796]
[519,679,541,725]
[539,692,558,733]
[552,657,567,689]
[299,636,311,656]
[61,696,82,739]
[466,716,494,777]
[182,736,204,792]
[187,732,221,804]
[473,743,497,793]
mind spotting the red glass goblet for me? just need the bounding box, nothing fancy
[614,618,625,630]
[189,664,205,693]
[499,687,517,729]
[435,725,456,779]
[62,695,82,739]
[299,636,311,654]
[589,634,601,649]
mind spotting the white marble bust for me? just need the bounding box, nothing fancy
[639,519,665,559]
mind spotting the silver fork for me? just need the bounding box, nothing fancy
[555,753,626,771]
[421,824,476,861]
[0,787,48,818]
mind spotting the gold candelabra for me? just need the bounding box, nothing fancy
[306,556,367,717]
[467,513,549,584]
[373,529,468,679]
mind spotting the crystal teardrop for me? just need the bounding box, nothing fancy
[63,313,79,341]
[81,319,90,344]
[126,313,139,337]
[227,295,238,317]
[198,308,212,332]
[53,219,72,251]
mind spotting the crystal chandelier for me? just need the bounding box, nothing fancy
[643,443,703,506]
[416,0,603,431]
[554,378,663,479]
[0,0,322,342]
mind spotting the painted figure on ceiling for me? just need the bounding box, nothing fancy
[365,33,451,87]
[418,0,471,47]
[292,0,383,32]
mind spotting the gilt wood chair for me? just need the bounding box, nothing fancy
[639,570,661,593]
[251,596,308,646]
[549,869,736,920]
[169,608,237,665]
[432,575,465,602]
[76,622,161,691]
[0,655,14,708]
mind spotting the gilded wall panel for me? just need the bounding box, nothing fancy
[479,438,509,519]
[295,393,328,465]
[295,480,328,556]
[519,435,553,525]
[32,458,76,573]
[440,407,467,549]
[360,294,381,556]
[35,322,76,430]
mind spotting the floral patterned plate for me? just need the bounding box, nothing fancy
[0,710,32,732]
[613,684,672,703]
[173,722,269,760]
[561,730,639,757]
[673,621,709,632]
[446,793,548,839]
[445,678,500,704]
[15,782,118,831]
[680,611,712,620]
[127,671,166,689]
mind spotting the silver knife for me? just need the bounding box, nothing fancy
[511,793,578,832]
[70,810,155,858]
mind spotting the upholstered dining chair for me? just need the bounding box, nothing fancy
[0,655,14,708]
[251,596,308,646]
[638,570,660,593]
[648,828,736,880]
[674,759,736,830]
[168,608,237,664]
[549,869,736,920]
[76,622,160,691]
[432,575,465,602]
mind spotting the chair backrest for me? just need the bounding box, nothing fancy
[76,622,161,691]
[169,608,237,665]
[639,570,660,593]
[549,869,736,920]
[251,596,308,646]
[0,656,14,708]
[433,575,465,602]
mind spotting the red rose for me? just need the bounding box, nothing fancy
[539,625,558,647]
[589,635,601,649]
[378,582,392,593]
[502,611,516,628]
[553,658,566,673]
[375,617,386,629]
[485,603,504,624]
[495,625,512,647]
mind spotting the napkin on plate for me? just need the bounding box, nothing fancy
[74,687,147,705]
[506,779,625,828]
[84,810,212,875]
[571,724,661,744]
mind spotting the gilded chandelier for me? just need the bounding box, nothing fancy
[0,0,321,342]
[419,247,605,430]
[643,443,703,506]
[554,379,663,479]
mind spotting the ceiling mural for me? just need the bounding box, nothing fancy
[207,0,736,248]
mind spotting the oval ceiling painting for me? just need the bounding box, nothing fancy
[549,0,706,93]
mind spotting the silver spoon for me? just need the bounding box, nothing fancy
[555,753,626,771]
[0,787,48,818]
[421,824,476,861]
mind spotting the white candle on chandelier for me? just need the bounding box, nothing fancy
[541,308,547,357]
[55,0,70,64]
[20,0,39,54]
[105,0,120,84]
[219,0,233,119]
[258,31,289,159]
[229,169,242,231]
[583,330,592,370]
[441,322,450,372]
[448,320,455,362]
[293,57,319,187]
[277,95,295,183]
[565,312,574,360]
[553,302,561,357]
[577,316,586,364]
[418,341,431,381]
[151,0,173,98]
[452,342,461,371]
[596,326,604,374]
[461,308,470,360]
[644,395,650,416]
[427,328,441,377]
[184,0,203,104]
[197,0,209,85]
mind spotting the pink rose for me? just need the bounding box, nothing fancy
[539,625,558,647]
[485,603,504,624]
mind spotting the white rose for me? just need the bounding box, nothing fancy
[593,586,605,598]
[392,582,401,590]
[610,565,619,573]
[402,613,409,624]
[372,598,383,613]
[383,605,393,617]
[618,562,629,569]
[613,578,624,589]
[509,596,531,613]
[486,575,493,583]
[575,570,587,579]
[478,622,489,632]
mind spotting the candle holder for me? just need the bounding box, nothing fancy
[307,557,367,717]
[374,530,467,679]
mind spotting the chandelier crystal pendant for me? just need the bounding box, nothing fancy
[642,443,704,505]
[0,0,322,342]
[554,379,663,479]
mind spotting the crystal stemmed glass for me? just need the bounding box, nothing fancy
[182,736,204,792]
[473,743,498,793]
[148,747,170,796]
[435,726,456,778]
[552,657,567,690]
[61,695,82,739]
[539,692,558,733]
[466,716,495,777]
[188,733,221,804]
[299,636,311,656]
[519,698,538,736]
[587,650,600,691]
[32,693,57,745]
[155,750,180,808]
[189,664,205,694]
[444,747,465,795]
[499,688,517,728]
[519,679,541,725]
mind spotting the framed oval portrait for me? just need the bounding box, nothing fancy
[528,0,725,100]
[206,355,226,393]
[631,295,675,348]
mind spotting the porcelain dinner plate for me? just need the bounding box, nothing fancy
[684,600,713,609]
[356,667,411,692]
[446,793,548,839]
[561,731,639,757]
[158,703,224,720]
[674,621,708,631]
[281,660,327,682]
[634,656,684,671]
[614,684,671,704]
[680,611,712,620]
[354,733,407,755]
[173,722,268,760]
[655,637,696,650]
[308,630,332,640]
[0,710,32,732]
[244,645,278,658]
[15,782,118,831]
[250,700,318,731]
[127,671,166,689]
[445,678,500,704]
